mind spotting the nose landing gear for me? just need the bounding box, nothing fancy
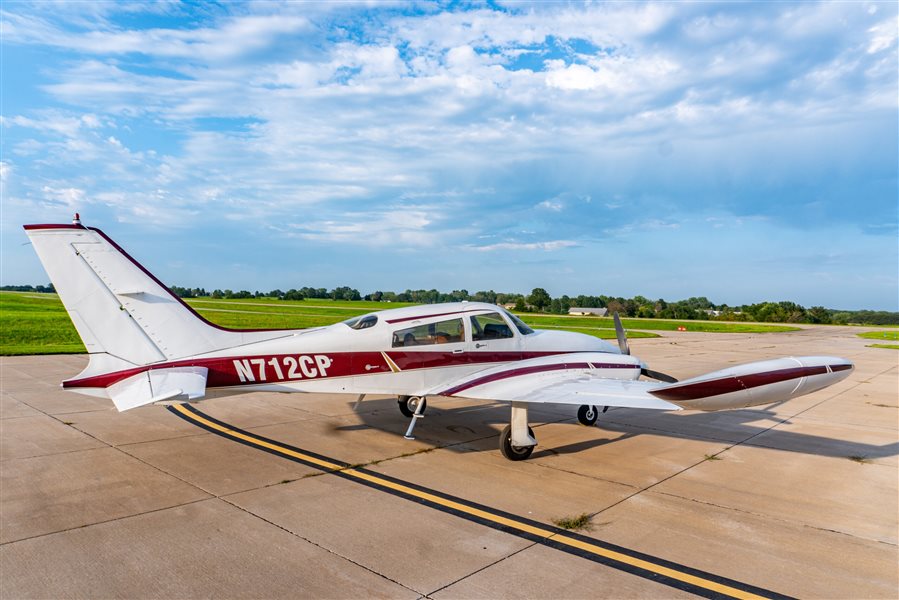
[397,395,427,418]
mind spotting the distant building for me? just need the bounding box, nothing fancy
[502,303,518,310]
[568,307,608,316]
[703,309,742,317]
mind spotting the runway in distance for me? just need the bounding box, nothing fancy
[24,217,854,460]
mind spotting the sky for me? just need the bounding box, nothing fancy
[1,1,897,311]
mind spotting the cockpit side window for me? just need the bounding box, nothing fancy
[342,314,378,330]
[471,312,515,341]
[503,310,534,335]
[392,318,464,347]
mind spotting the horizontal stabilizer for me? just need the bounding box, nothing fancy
[108,366,208,411]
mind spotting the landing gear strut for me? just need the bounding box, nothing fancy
[499,402,537,460]
[401,396,427,440]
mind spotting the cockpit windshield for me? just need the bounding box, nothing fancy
[342,314,378,330]
[503,310,534,335]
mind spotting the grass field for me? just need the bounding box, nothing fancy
[856,331,899,341]
[1,291,803,356]
[857,331,899,349]
[519,313,801,333]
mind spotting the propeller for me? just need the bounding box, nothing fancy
[613,311,629,356]
[612,311,679,384]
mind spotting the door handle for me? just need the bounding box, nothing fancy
[475,343,487,349]
[452,349,464,354]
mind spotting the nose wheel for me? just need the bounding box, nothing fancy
[577,404,600,426]
[398,395,427,418]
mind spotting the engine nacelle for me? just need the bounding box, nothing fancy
[650,356,853,411]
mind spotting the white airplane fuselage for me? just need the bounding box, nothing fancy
[24,221,854,460]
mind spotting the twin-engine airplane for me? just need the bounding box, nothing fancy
[25,218,854,460]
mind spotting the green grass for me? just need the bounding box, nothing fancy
[857,331,899,341]
[0,292,86,355]
[551,513,593,531]
[533,325,658,340]
[857,331,899,350]
[522,313,801,333]
[0,291,799,356]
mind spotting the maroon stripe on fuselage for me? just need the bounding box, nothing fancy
[24,224,88,230]
[439,361,640,396]
[649,364,850,402]
[62,350,584,390]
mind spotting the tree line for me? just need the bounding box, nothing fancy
[3,283,896,326]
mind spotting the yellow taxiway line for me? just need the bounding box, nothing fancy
[170,403,789,600]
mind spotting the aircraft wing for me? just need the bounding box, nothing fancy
[428,352,854,412]
[428,353,680,411]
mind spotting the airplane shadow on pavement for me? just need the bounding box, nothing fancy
[342,397,899,461]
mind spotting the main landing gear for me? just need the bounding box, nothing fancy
[499,402,538,461]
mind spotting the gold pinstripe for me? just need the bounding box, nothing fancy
[381,352,401,373]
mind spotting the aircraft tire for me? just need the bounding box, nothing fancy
[499,424,535,461]
[577,404,598,426]
[398,396,426,418]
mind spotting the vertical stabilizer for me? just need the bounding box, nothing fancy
[24,223,284,366]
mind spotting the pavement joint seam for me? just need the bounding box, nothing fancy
[649,489,899,548]
[518,458,642,489]
[214,494,423,596]
[0,497,212,547]
[64,417,425,593]
[424,540,542,597]
[173,404,791,600]
[567,372,896,550]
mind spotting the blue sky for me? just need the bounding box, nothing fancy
[1,1,896,310]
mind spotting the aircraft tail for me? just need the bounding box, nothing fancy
[24,220,285,371]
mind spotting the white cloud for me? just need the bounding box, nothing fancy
[2,12,310,62]
[473,240,578,252]
[536,198,564,212]
[0,1,895,309]
[41,185,87,209]
[285,206,448,247]
[867,18,898,53]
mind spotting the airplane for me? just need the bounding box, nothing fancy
[24,216,855,460]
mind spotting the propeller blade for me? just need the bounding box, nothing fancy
[613,311,629,355]
[641,368,678,383]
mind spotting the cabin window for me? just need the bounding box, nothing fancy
[392,318,464,347]
[471,312,514,341]
[342,314,378,330]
